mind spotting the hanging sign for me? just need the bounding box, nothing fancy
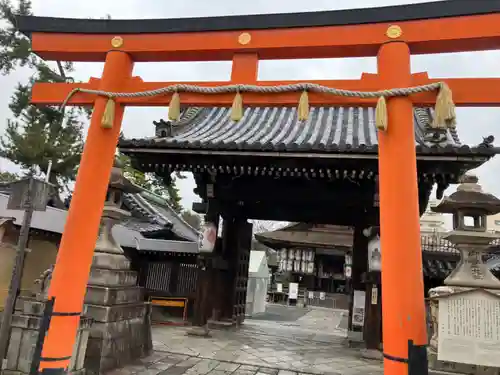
[368,235,382,272]
[289,283,299,300]
[344,265,352,278]
[352,290,366,327]
[199,222,216,253]
[371,286,378,305]
[276,283,283,293]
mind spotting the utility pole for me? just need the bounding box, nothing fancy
[0,178,35,369]
[0,171,54,369]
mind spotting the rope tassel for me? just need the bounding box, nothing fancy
[231,91,243,122]
[168,91,181,121]
[375,96,388,131]
[101,97,115,129]
[432,82,456,129]
[298,90,309,121]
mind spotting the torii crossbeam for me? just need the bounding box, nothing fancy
[16,1,500,374]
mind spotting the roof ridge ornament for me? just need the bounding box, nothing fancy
[59,81,456,131]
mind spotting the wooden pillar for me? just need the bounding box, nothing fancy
[232,218,252,324]
[192,208,220,328]
[364,272,382,350]
[363,227,383,351]
[39,51,133,373]
[377,41,427,375]
[347,225,368,335]
[221,216,237,321]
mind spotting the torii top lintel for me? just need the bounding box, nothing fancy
[17,0,500,62]
[19,0,500,108]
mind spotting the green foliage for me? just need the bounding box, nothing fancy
[117,152,184,214]
[0,0,85,207]
[181,210,202,231]
[0,0,35,74]
[0,170,18,182]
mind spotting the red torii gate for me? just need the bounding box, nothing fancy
[16,1,500,374]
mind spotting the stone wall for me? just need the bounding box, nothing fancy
[3,298,91,375]
[0,225,58,309]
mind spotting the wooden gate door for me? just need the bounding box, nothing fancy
[232,220,253,324]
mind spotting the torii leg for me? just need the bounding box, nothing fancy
[38,51,134,374]
[377,41,428,375]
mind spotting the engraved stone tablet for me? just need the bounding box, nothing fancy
[437,289,500,367]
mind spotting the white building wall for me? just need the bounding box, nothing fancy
[487,212,500,233]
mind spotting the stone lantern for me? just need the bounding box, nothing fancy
[93,158,141,256]
[427,174,500,373]
[83,158,152,375]
[431,173,500,289]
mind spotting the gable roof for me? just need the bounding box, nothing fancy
[123,188,199,242]
[119,107,497,157]
[256,224,354,250]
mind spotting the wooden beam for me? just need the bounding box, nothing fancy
[30,75,500,107]
[30,13,500,62]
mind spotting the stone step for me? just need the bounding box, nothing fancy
[88,268,137,287]
[88,316,148,340]
[92,251,131,270]
[85,302,150,323]
[85,285,143,306]
[207,319,236,330]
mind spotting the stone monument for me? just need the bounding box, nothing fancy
[2,268,91,375]
[83,159,153,374]
[428,174,500,375]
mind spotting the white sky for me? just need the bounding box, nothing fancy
[0,0,499,223]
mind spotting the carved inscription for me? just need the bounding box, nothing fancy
[438,291,500,367]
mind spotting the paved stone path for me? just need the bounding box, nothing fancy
[110,306,385,375]
[108,350,383,375]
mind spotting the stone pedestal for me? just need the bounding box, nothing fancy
[3,298,91,375]
[83,203,152,374]
[428,286,500,375]
[428,174,500,375]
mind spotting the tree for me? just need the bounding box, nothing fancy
[0,170,17,183]
[117,152,184,213]
[181,210,202,231]
[0,0,85,208]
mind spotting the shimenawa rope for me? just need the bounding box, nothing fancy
[60,82,456,131]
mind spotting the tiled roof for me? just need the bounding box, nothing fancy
[423,258,456,279]
[120,107,497,155]
[123,191,199,242]
[420,236,458,254]
[122,217,166,234]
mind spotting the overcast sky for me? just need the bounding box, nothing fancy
[1,0,499,221]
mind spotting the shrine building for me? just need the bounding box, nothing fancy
[120,106,498,333]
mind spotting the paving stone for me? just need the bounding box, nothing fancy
[136,369,164,375]
[147,362,174,371]
[158,366,193,375]
[148,305,385,375]
[214,362,240,372]
[256,368,279,375]
[184,359,220,375]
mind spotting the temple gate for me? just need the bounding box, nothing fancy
[16,1,500,374]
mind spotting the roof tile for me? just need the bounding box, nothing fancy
[120,107,496,156]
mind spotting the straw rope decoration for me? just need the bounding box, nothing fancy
[59,82,456,131]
